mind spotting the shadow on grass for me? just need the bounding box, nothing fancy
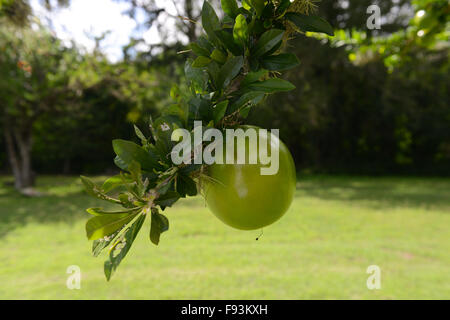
[296,175,450,210]
[0,175,449,239]
[0,176,115,239]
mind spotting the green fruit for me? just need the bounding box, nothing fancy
[203,126,296,230]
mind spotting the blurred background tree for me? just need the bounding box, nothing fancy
[0,20,79,190]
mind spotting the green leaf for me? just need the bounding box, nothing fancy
[134,125,148,145]
[252,29,285,58]
[213,100,229,124]
[192,56,212,68]
[229,91,265,112]
[221,0,239,18]
[233,14,249,47]
[241,0,252,11]
[86,212,139,241]
[262,38,283,57]
[210,48,227,64]
[249,0,265,17]
[87,207,142,216]
[112,139,161,172]
[215,30,243,56]
[102,174,134,193]
[92,239,111,257]
[150,209,169,245]
[190,42,211,57]
[202,1,221,44]
[176,174,198,197]
[285,12,334,36]
[189,96,213,122]
[118,193,135,208]
[260,53,300,71]
[206,60,220,88]
[155,191,180,208]
[157,182,173,197]
[218,56,244,89]
[104,214,145,281]
[242,69,269,86]
[80,176,121,204]
[275,0,291,16]
[114,156,128,171]
[197,36,214,52]
[185,60,208,92]
[161,104,187,125]
[248,78,296,93]
[179,164,202,175]
[239,105,252,118]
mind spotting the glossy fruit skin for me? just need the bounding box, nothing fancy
[203,127,296,230]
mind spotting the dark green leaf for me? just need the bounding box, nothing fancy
[190,42,211,57]
[80,176,121,204]
[192,56,212,68]
[189,96,213,121]
[104,214,145,281]
[185,60,208,92]
[215,30,243,56]
[213,100,229,124]
[218,56,244,89]
[275,0,291,16]
[155,191,180,208]
[242,69,269,86]
[249,0,265,17]
[262,39,283,57]
[221,0,239,18]
[176,174,198,197]
[229,91,265,112]
[210,48,227,64]
[285,12,334,36]
[150,209,169,245]
[239,105,252,118]
[161,104,187,125]
[248,78,296,93]
[156,178,174,196]
[202,1,221,44]
[251,29,285,58]
[179,164,202,175]
[260,53,300,71]
[112,139,162,172]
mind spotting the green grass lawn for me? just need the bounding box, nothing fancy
[0,175,449,299]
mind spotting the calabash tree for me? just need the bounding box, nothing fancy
[81,0,334,280]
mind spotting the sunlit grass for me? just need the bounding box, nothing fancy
[0,175,449,299]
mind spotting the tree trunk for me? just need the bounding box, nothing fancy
[4,125,35,190]
[184,0,197,42]
[63,158,71,174]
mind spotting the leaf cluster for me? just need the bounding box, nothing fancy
[81,0,333,280]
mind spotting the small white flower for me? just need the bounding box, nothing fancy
[160,123,170,131]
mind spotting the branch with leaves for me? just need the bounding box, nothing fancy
[81,0,333,281]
